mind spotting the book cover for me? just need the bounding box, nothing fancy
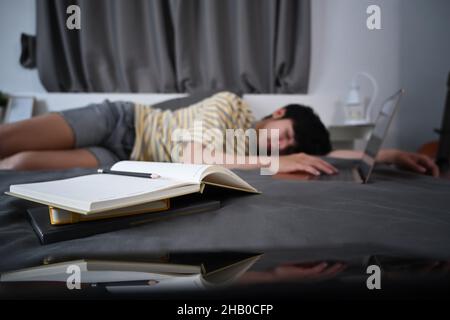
[27,197,221,244]
[49,199,170,225]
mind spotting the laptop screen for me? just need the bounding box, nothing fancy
[359,90,404,182]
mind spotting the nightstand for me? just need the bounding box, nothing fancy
[328,123,375,150]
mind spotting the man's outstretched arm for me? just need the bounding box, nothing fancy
[180,142,337,175]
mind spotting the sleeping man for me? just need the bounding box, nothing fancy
[0,91,438,176]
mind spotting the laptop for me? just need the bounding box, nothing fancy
[434,72,450,175]
[316,89,404,183]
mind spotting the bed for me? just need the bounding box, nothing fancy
[1,159,450,274]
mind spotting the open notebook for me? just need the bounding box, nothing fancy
[7,161,258,214]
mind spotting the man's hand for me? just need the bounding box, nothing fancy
[278,153,338,175]
[378,149,439,177]
[272,262,347,281]
[238,262,347,285]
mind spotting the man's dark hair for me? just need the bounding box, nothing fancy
[270,104,332,155]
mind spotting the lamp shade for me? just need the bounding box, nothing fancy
[346,84,361,106]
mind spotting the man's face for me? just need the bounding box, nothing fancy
[259,118,296,154]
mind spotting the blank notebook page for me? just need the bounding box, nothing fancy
[111,161,210,183]
[10,174,187,205]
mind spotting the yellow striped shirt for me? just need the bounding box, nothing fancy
[131,92,255,162]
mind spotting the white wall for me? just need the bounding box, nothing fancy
[1,0,449,151]
[394,0,450,151]
[0,0,45,93]
[310,0,401,148]
[310,0,401,103]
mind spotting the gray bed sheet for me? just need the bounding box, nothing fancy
[1,160,450,273]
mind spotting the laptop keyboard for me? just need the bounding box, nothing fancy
[317,168,356,181]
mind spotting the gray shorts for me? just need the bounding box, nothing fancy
[58,100,136,167]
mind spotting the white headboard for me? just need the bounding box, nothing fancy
[18,92,342,126]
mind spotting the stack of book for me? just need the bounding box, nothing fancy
[6,161,258,244]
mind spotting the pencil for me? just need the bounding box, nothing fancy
[97,168,160,179]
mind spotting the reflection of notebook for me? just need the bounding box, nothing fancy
[316,89,404,183]
[0,254,262,292]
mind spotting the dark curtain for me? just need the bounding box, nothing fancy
[36,0,310,93]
